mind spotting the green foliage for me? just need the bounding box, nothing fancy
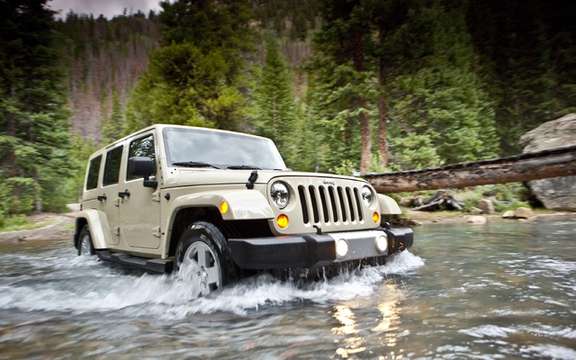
[0,215,30,232]
[101,89,124,143]
[387,3,499,166]
[390,134,442,170]
[253,35,298,164]
[125,0,253,134]
[0,0,72,214]
[65,135,98,203]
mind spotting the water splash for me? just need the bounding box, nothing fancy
[0,250,424,317]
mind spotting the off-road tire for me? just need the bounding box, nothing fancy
[78,226,95,256]
[175,221,238,288]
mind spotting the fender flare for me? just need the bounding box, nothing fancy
[75,209,112,249]
[378,194,402,215]
[164,190,274,256]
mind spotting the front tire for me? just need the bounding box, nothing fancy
[175,221,237,296]
[78,226,95,256]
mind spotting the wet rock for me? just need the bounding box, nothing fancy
[478,199,495,214]
[520,113,576,210]
[469,207,483,215]
[514,207,533,219]
[466,215,487,225]
[502,210,515,219]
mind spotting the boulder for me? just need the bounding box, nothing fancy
[514,207,533,219]
[520,114,576,210]
[466,215,487,225]
[477,199,495,214]
[502,210,515,219]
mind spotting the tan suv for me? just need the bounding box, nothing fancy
[75,125,413,295]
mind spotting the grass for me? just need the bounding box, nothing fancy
[0,215,52,232]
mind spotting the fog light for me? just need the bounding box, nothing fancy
[372,212,380,224]
[375,234,388,253]
[276,214,289,228]
[219,201,229,215]
[336,239,349,258]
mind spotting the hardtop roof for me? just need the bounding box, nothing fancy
[89,124,272,159]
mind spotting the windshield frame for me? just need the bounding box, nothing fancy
[162,127,287,170]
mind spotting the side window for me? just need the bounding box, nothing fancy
[127,134,155,181]
[86,155,102,190]
[103,146,123,186]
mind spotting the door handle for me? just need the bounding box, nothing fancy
[97,194,107,202]
[118,190,131,199]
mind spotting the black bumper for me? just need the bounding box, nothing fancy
[229,227,414,270]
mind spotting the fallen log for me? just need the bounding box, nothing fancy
[365,145,576,193]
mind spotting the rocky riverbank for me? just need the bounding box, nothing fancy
[0,213,75,243]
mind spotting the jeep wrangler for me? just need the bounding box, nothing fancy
[75,125,413,295]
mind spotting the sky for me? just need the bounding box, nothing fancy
[49,0,163,18]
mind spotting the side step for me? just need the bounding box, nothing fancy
[96,250,174,274]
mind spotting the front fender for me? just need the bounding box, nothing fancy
[378,194,402,215]
[168,190,274,221]
[76,209,112,249]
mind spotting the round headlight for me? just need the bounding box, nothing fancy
[271,181,290,209]
[361,185,374,205]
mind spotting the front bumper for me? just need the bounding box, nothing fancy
[229,227,413,270]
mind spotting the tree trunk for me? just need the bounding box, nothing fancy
[364,145,576,193]
[358,102,372,174]
[377,70,389,168]
[377,22,389,168]
[351,31,371,174]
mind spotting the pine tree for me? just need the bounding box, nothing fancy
[0,0,71,214]
[386,2,499,168]
[124,0,253,133]
[101,89,124,143]
[308,0,377,174]
[253,35,297,164]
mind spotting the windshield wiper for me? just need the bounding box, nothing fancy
[172,161,223,169]
[226,165,262,170]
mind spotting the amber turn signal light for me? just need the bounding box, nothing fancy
[372,212,380,224]
[219,201,229,215]
[276,214,289,228]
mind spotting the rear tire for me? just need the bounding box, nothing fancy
[175,221,237,296]
[78,226,95,256]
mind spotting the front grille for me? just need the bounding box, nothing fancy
[298,184,364,225]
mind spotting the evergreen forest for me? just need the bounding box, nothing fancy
[0,0,574,224]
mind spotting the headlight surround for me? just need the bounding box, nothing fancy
[270,181,290,209]
[361,185,374,205]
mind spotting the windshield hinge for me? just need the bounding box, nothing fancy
[152,191,161,202]
[246,170,258,189]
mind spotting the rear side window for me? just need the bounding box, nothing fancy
[103,146,123,186]
[86,155,102,190]
[127,134,155,180]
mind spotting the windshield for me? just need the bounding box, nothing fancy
[163,127,286,170]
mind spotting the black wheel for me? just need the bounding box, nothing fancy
[78,226,95,256]
[175,221,237,296]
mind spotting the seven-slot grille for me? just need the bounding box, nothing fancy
[298,185,364,225]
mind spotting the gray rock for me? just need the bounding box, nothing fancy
[478,199,495,214]
[514,207,533,219]
[502,210,515,219]
[466,215,487,225]
[520,113,576,210]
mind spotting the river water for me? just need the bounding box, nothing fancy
[0,220,575,359]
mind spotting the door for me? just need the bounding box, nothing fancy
[101,145,124,246]
[120,132,161,250]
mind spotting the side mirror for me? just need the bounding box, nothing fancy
[128,156,157,188]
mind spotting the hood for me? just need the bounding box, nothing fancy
[162,168,367,188]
